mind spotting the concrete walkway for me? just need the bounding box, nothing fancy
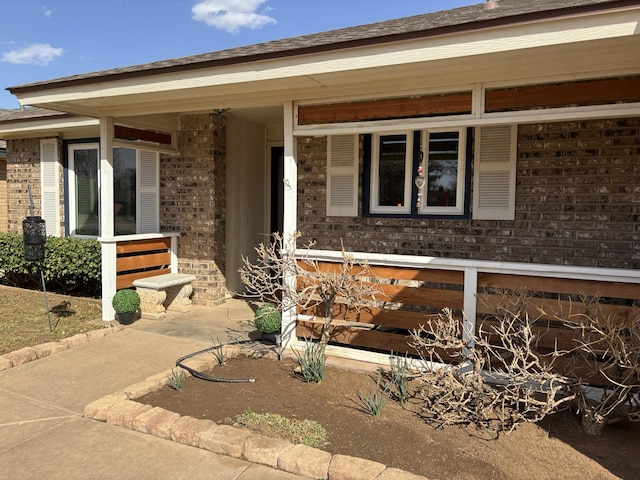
[0,299,304,479]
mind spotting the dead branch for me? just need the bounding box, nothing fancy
[238,232,382,349]
[411,303,574,435]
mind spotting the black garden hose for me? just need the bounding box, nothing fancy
[175,339,256,383]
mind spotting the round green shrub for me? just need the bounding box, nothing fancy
[112,289,140,314]
[254,303,281,334]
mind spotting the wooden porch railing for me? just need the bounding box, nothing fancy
[99,232,179,321]
[115,237,173,289]
[293,250,640,386]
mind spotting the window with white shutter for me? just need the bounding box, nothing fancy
[137,150,159,233]
[327,135,358,217]
[67,142,159,236]
[40,139,60,237]
[472,125,516,220]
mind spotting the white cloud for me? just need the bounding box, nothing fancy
[42,6,52,18]
[192,0,276,34]
[1,44,64,66]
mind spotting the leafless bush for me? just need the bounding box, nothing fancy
[238,232,382,349]
[550,296,640,435]
[411,307,574,435]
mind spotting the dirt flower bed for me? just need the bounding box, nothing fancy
[140,353,640,480]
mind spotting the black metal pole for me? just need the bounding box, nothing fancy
[27,185,52,332]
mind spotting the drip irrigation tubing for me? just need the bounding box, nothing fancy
[175,339,256,383]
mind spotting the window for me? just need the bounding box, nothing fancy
[366,129,467,217]
[327,125,515,220]
[418,129,466,216]
[369,133,413,214]
[67,143,158,236]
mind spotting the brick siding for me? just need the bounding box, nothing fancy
[297,117,640,269]
[160,113,228,306]
[7,138,41,234]
[6,138,65,237]
[0,158,7,232]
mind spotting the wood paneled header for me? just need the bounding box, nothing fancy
[298,91,472,125]
[485,76,640,113]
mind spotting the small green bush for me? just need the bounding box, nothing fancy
[0,233,101,296]
[112,289,140,314]
[254,303,281,333]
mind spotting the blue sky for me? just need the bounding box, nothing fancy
[0,0,479,109]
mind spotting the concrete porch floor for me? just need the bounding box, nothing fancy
[127,297,260,345]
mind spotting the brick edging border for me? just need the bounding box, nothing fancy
[0,324,125,371]
[83,346,427,480]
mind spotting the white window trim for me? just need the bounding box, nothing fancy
[68,142,100,238]
[369,131,413,215]
[67,143,159,237]
[418,127,466,216]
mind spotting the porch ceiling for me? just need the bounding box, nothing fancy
[11,9,640,122]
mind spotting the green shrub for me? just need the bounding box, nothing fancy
[254,303,281,333]
[112,289,140,314]
[0,233,101,296]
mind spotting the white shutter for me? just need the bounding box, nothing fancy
[137,150,159,233]
[473,125,516,220]
[40,139,60,236]
[326,135,358,217]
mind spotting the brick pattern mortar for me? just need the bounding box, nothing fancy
[6,137,64,236]
[297,117,640,269]
[161,113,227,306]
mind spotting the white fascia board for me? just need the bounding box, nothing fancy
[15,10,639,108]
[0,117,99,139]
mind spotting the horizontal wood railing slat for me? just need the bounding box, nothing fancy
[116,237,171,254]
[116,252,171,272]
[478,273,640,300]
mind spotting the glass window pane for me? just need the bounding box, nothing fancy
[377,134,407,207]
[426,132,459,207]
[74,149,98,236]
[113,148,137,235]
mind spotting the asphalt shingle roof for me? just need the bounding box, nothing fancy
[6,0,628,94]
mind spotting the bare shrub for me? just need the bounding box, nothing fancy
[550,296,640,435]
[411,307,574,435]
[238,232,382,350]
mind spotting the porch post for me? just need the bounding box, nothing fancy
[281,101,298,345]
[99,117,116,321]
[462,267,478,349]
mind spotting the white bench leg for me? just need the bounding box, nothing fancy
[166,283,193,313]
[137,287,167,319]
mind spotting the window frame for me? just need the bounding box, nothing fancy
[64,140,159,238]
[364,128,472,219]
[417,127,467,216]
[67,142,100,238]
[368,131,414,215]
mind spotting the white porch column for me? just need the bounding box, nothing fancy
[100,117,116,321]
[462,266,478,351]
[281,101,298,345]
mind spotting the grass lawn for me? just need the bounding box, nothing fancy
[0,285,105,355]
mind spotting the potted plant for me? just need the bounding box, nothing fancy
[112,288,140,325]
[254,302,281,343]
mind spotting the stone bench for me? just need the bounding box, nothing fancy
[133,273,196,319]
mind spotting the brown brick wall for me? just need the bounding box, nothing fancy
[6,138,65,236]
[297,117,640,269]
[160,113,228,306]
[0,158,7,232]
[7,138,41,233]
